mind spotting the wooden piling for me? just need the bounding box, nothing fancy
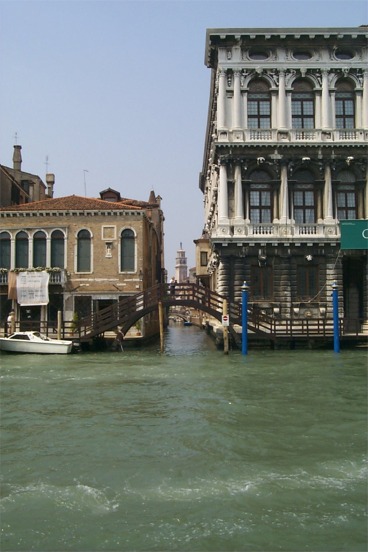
[158,301,164,353]
[57,310,62,339]
[223,299,229,355]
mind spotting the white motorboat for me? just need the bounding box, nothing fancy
[0,331,73,354]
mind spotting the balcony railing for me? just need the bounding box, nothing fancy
[213,221,340,240]
[215,128,367,144]
[0,269,67,286]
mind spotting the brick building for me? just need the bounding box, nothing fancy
[0,145,52,207]
[0,189,165,338]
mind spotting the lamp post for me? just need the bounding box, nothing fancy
[332,281,340,353]
[241,281,249,355]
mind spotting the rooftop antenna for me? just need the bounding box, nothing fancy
[83,169,89,197]
[14,131,18,145]
[45,155,49,173]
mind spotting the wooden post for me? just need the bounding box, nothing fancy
[158,301,164,353]
[223,299,229,355]
[57,310,62,339]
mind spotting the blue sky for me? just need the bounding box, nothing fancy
[0,0,366,274]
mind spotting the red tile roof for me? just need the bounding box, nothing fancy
[0,194,147,212]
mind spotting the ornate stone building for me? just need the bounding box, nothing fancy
[198,27,368,324]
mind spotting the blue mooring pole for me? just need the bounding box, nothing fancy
[241,281,249,355]
[332,281,340,353]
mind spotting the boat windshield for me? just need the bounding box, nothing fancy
[33,332,50,341]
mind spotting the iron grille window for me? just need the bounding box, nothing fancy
[297,265,318,300]
[251,265,273,299]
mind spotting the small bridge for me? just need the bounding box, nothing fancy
[74,282,366,347]
[75,283,230,341]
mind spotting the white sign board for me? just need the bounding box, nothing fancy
[222,315,229,327]
[16,271,50,306]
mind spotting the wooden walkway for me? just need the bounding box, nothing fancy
[72,283,367,347]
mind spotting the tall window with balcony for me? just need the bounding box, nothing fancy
[292,79,314,129]
[335,80,355,129]
[15,231,29,269]
[247,79,271,129]
[0,232,11,270]
[291,170,316,224]
[334,170,358,220]
[76,230,91,272]
[51,230,65,268]
[248,170,273,223]
[120,229,135,272]
[33,231,47,268]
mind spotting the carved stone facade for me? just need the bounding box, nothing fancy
[198,27,368,323]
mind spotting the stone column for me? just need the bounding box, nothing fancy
[321,69,331,129]
[217,69,226,130]
[315,92,321,128]
[364,164,368,220]
[278,70,287,129]
[233,163,245,236]
[362,70,368,129]
[323,163,334,221]
[233,70,242,129]
[234,164,244,220]
[218,162,229,223]
[279,162,289,223]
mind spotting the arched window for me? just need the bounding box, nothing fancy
[77,229,91,272]
[120,229,135,271]
[0,232,11,269]
[335,171,357,220]
[292,79,314,129]
[292,170,316,224]
[335,80,355,129]
[249,170,273,223]
[247,79,271,129]
[33,231,47,267]
[51,230,65,268]
[15,231,29,269]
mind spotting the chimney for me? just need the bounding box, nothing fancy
[46,173,55,198]
[13,145,22,171]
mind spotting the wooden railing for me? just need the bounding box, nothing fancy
[1,283,365,344]
[74,283,226,340]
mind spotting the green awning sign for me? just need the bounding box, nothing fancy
[340,220,368,250]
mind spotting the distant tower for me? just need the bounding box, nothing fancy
[175,243,188,283]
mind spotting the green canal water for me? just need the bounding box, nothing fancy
[0,326,367,552]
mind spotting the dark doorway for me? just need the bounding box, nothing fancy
[342,256,365,330]
[20,306,41,331]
